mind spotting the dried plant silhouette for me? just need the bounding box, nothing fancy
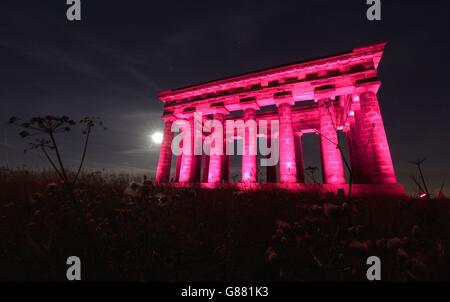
[305,166,320,184]
[407,157,447,199]
[8,115,106,189]
[407,157,430,198]
[438,177,447,199]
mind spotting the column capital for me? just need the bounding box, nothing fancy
[294,131,304,138]
[315,95,335,104]
[314,85,337,102]
[275,91,294,107]
[353,80,381,100]
[174,106,197,119]
[211,106,229,116]
[196,102,229,116]
[161,112,176,122]
[240,97,260,111]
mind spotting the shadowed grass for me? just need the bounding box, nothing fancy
[1,168,449,281]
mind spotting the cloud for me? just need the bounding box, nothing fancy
[115,147,155,155]
[85,160,152,175]
[118,111,162,121]
[117,63,161,91]
[0,39,105,79]
[56,29,164,91]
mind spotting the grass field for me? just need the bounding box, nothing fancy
[1,168,449,281]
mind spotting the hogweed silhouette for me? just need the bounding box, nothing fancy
[8,115,106,190]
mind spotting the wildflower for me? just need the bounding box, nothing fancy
[376,238,387,250]
[397,248,409,261]
[266,246,278,262]
[348,240,371,254]
[323,203,340,217]
[387,237,403,250]
[411,225,422,239]
[275,219,290,230]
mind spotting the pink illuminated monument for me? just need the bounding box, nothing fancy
[154,43,404,196]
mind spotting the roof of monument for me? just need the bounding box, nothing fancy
[157,42,386,102]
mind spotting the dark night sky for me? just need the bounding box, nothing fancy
[1,0,449,195]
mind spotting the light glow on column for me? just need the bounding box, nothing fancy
[155,121,174,183]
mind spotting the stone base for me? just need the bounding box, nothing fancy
[169,183,405,197]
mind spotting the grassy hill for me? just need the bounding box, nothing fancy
[1,168,449,281]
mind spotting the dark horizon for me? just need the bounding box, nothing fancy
[1,0,449,195]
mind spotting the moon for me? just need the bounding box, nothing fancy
[151,131,164,144]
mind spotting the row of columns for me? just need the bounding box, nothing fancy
[156,89,397,186]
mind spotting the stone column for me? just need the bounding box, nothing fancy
[194,153,202,183]
[155,118,174,183]
[201,153,210,183]
[266,126,277,183]
[222,154,230,183]
[201,138,210,183]
[276,93,297,183]
[354,87,397,184]
[174,153,182,183]
[179,118,196,183]
[208,113,225,184]
[346,124,362,184]
[294,133,305,183]
[241,106,258,183]
[319,99,346,185]
[173,133,183,183]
